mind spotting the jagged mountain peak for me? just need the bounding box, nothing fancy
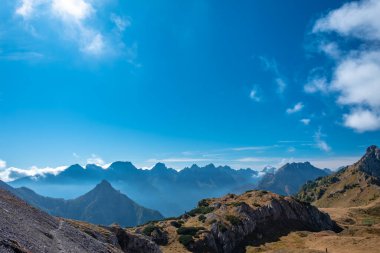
[151,162,167,170]
[91,180,116,194]
[355,145,380,178]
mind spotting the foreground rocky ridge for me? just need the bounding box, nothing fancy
[130,190,340,253]
[297,145,380,208]
[0,188,161,253]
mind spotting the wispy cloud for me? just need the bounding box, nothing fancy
[249,88,261,102]
[314,129,331,152]
[286,102,304,114]
[300,118,311,125]
[86,154,106,166]
[234,157,265,162]
[110,14,131,33]
[231,146,276,151]
[0,159,6,169]
[259,56,287,94]
[0,51,44,61]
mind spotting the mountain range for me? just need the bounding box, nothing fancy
[10,163,260,216]
[8,161,336,216]
[1,180,163,227]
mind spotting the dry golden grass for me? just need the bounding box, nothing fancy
[247,201,380,253]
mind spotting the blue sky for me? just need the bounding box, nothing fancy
[0,0,380,179]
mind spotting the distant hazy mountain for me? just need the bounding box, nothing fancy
[10,163,259,216]
[297,145,380,207]
[3,180,163,227]
[257,162,328,195]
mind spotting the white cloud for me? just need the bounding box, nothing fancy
[13,0,134,59]
[16,0,44,18]
[0,159,6,169]
[0,165,67,182]
[235,157,265,162]
[343,109,380,132]
[314,129,331,152]
[51,0,93,22]
[311,0,380,132]
[249,88,261,102]
[86,154,105,166]
[286,102,304,114]
[231,146,275,151]
[332,51,380,108]
[313,0,380,40]
[300,118,311,125]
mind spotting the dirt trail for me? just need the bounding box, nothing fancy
[50,220,66,253]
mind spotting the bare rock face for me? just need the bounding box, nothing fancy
[106,225,161,253]
[359,145,380,178]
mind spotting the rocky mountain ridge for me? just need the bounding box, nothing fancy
[297,145,380,207]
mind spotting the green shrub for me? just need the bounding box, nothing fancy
[178,235,194,247]
[187,206,214,217]
[198,214,206,223]
[198,199,209,207]
[170,221,182,228]
[142,224,156,236]
[177,227,203,236]
[228,202,245,207]
[226,215,241,226]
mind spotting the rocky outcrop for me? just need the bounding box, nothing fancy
[132,190,340,253]
[192,195,339,252]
